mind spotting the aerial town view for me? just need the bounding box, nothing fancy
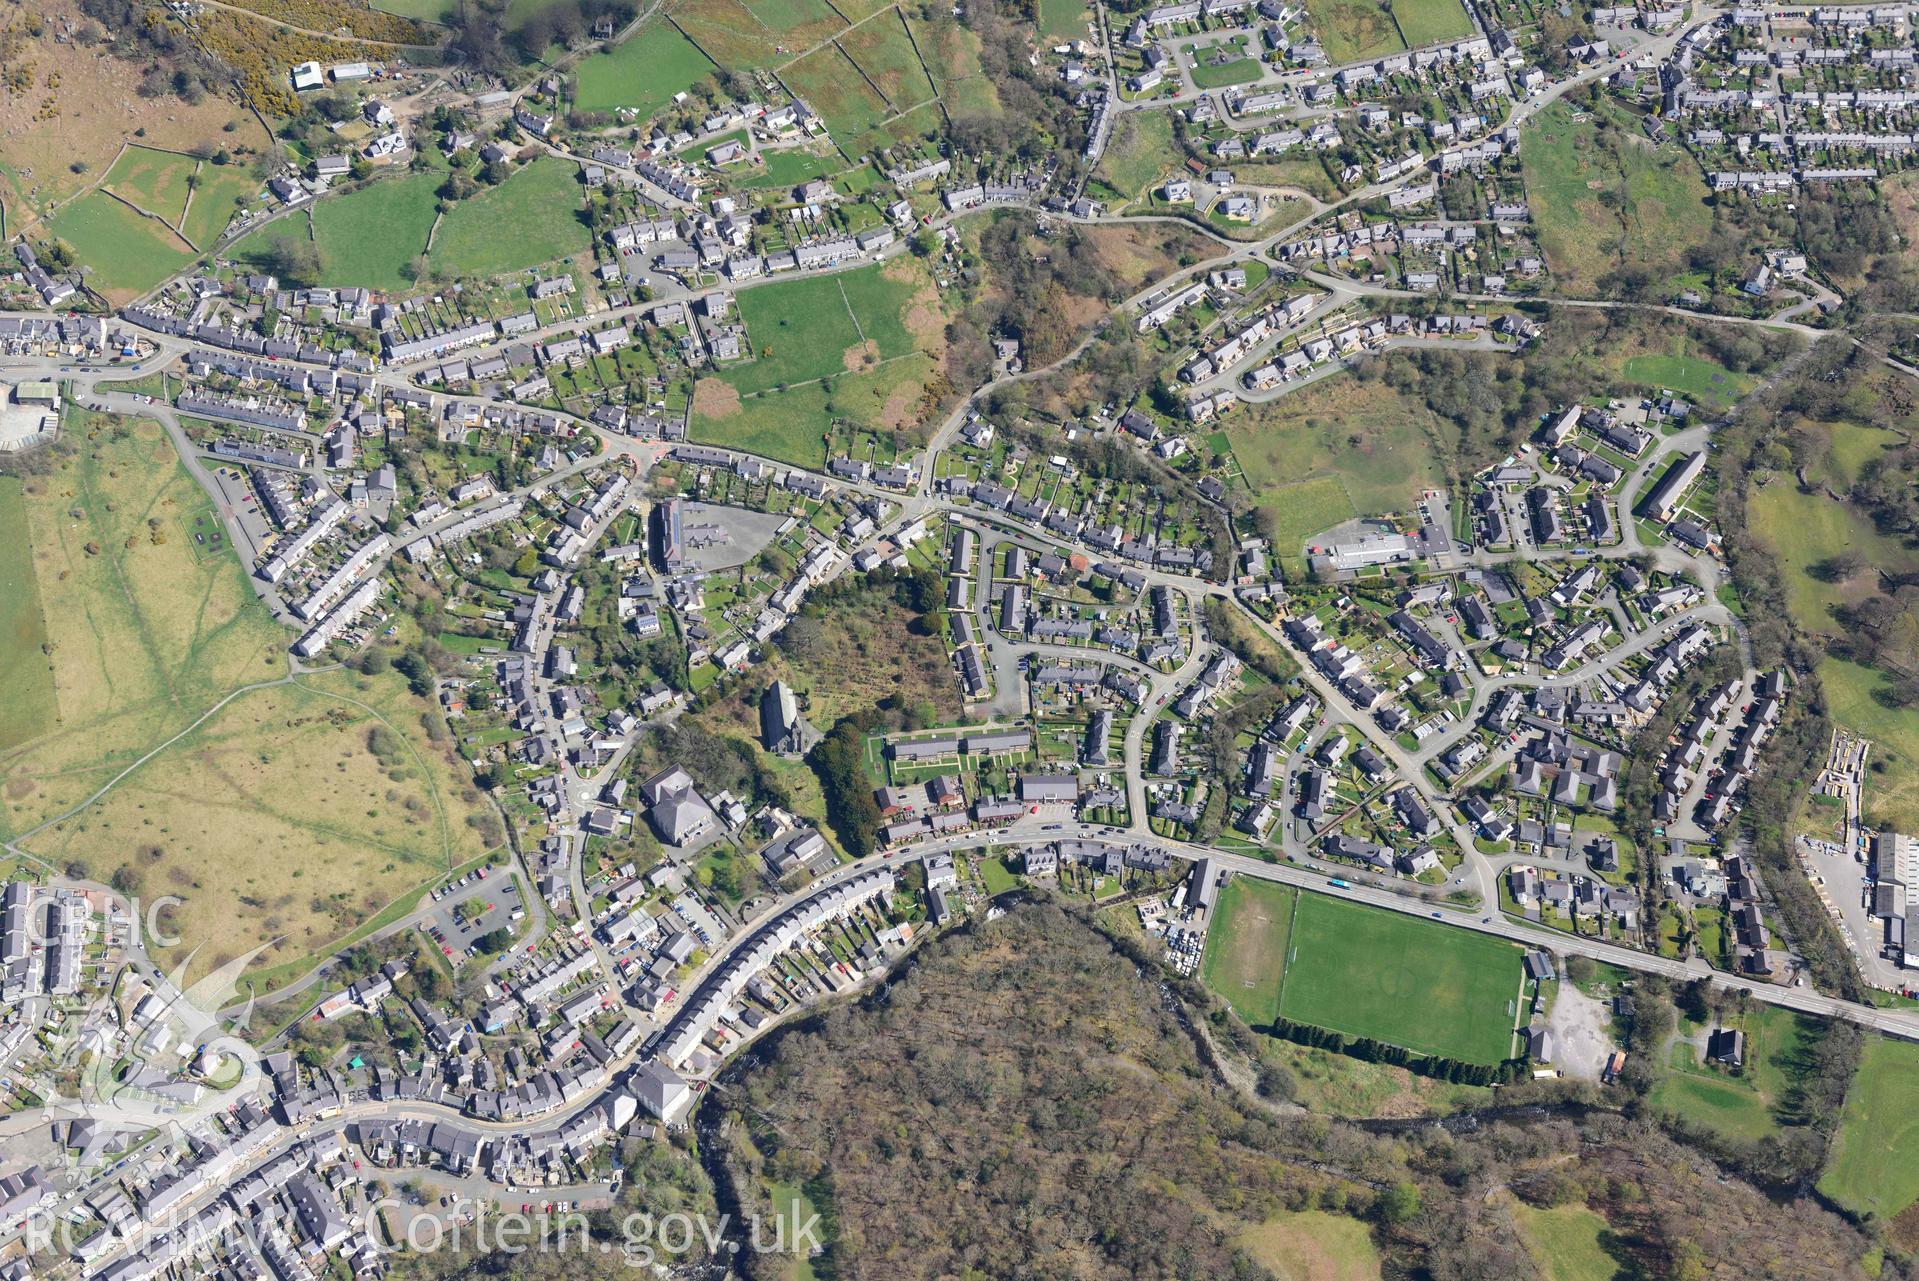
[5,0,1919,1276]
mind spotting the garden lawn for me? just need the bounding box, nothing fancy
[572,22,716,118]
[1645,1008,1818,1145]
[429,156,590,279]
[1200,876,1296,1026]
[1818,1035,1919,1222]
[1277,893,1522,1063]
[46,193,195,300]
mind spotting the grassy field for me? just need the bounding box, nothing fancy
[693,257,944,464]
[1392,0,1473,44]
[181,163,263,250]
[0,416,287,840]
[737,147,840,189]
[1817,420,1902,490]
[780,43,893,148]
[1094,111,1177,203]
[33,667,494,987]
[428,156,591,279]
[1819,1036,1919,1222]
[572,22,716,118]
[1646,1007,1820,1145]
[1200,876,1296,1027]
[673,0,793,66]
[693,350,938,467]
[1278,894,1522,1064]
[45,192,197,301]
[1236,1211,1381,1281]
[1306,0,1405,62]
[1221,373,1444,556]
[1522,100,1711,292]
[719,261,924,394]
[1511,1202,1626,1281]
[1261,1036,1492,1116]
[1038,0,1089,39]
[0,479,56,752]
[1620,353,1751,409]
[313,171,440,290]
[1262,478,1359,560]
[838,10,936,110]
[1749,483,1919,641]
[1190,56,1264,90]
[103,146,196,224]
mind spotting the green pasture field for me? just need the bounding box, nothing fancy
[736,148,840,188]
[723,262,919,394]
[906,12,1000,117]
[1391,0,1473,46]
[45,192,195,300]
[428,155,591,279]
[310,171,440,289]
[371,0,457,20]
[1037,0,1089,39]
[1220,372,1444,556]
[1105,111,1174,202]
[0,415,286,842]
[693,351,936,466]
[181,163,262,249]
[1237,1211,1381,1281]
[1818,659,1919,833]
[1522,99,1711,292]
[1511,1202,1626,1281]
[1306,0,1405,62]
[1646,1007,1821,1145]
[572,22,716,118]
